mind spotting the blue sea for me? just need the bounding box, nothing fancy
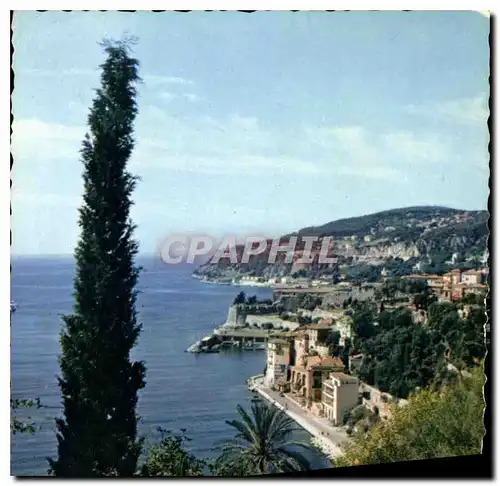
[11,256,331,476]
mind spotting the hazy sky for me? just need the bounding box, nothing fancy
[12,11,490,255]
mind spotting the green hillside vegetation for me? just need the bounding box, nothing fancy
[334,364,485,467]
[297,206,467,237]
[423,216,489,241]
[196,206,488,282]
[353,296,486,399]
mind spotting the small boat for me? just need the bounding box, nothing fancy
[10,302,17,313]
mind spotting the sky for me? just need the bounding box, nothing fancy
[11,11,490,255]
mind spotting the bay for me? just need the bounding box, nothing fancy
[10,255,331,476]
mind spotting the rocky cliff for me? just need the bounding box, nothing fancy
[194,206,489,282]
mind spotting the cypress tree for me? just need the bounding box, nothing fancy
[49,39,146,477]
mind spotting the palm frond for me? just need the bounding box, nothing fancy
[225,418,257,445]
[266,411,298,445]
[234,404,261,444]
[275,446,312,472]
[279,439,313,450]
[215,402,314,476]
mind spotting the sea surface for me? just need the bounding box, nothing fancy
[11,256,331,476]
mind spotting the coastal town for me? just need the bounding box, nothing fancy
[11,10,489,478]
[188,264,488,458]
[189,263,488,351]
[192,207,489,287]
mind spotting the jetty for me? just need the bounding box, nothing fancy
[185,298,299,353]
[186,328,273,353]
[214,327,271,345]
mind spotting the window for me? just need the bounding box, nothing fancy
[313,371,322,389]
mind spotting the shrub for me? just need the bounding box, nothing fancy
[141,428,205,477]
[335,365,485,466]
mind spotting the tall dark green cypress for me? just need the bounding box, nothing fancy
[49,39,146,477]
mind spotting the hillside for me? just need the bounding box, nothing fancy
[296,206,483,238]
[194,206,489,282]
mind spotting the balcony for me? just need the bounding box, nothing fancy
[321,393,334,407]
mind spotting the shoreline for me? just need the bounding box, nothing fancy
[247,375,347,461]
[193,276,274,289]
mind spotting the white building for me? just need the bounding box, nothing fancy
[264,338,292,387]
[461,270,482,285]
[321,372,359,425]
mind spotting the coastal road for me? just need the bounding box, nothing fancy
[250,376,349,457]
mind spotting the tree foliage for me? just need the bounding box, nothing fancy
[298,206,463,238]
[246,295,258,305]
[358,309,445,398]
[413,289,438,311]
[11,398,42,435]
[335,365,485,466]
[212,400,312,476]
[346,264,381,283]
[141,428,205,477]
[233,291,246,305]
[427,301,486,370]
[375,277,429,302]
[354,296,486,399]
[351,302,377,351]
[298,294,322,311]
[49,39,146,477]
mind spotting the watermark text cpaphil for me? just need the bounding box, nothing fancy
[158,235,339,265]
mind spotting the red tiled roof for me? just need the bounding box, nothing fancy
[306,356,343,370]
